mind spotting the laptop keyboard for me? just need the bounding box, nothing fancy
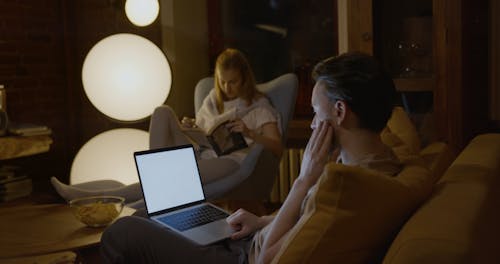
[158,204,229,231]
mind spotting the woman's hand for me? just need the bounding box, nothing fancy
[180,116,197,129]
[226,119,252,137]
[298,120,333,186]
[226,209,267,240]
[227,118,283,158]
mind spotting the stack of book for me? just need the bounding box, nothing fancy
[0,166,32,202]
[8,122,52,136]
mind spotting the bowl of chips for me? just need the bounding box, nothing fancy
[69,196,125,227]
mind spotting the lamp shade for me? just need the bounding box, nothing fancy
[82,33,171,122]
[125,0,160,27]
[70,128,149,185]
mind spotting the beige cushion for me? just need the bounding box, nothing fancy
[382,107,421,157]
[381,106,454,183]
[273,162,432,264]
[381,128,418,163]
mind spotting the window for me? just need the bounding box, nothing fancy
[208,0,338,118]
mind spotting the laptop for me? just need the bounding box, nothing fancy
[133,144,234,245]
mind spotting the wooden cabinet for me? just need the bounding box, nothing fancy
[492,0,500,126]
[338,0,434,90]
[337,0,490,152]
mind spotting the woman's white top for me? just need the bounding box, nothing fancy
[195,90,280,164]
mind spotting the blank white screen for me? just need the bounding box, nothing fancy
[135,147,205,214]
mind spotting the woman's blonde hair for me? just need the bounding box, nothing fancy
[214,48,260,113]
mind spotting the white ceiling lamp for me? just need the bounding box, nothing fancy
[125,0,160,27]
[81,33,171,122]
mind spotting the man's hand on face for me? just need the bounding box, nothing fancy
[226,209,265,240]
[298,120,333,187]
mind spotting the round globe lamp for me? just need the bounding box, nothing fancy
[125,0,160,27]
[82,33,171,122]
[70,128,149,185]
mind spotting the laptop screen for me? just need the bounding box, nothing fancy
[134,145,205,214]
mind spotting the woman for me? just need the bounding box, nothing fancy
[51,48,283,205]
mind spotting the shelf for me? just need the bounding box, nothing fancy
[393,77,435,92]
[0,135,52,160]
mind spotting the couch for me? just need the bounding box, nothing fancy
[383,133,500,263]
[271,106,500,263]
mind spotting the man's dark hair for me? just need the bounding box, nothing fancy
[312,52,397,132]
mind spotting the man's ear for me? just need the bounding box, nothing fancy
[333,100,347,125]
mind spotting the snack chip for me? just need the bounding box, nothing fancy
[73,201,120,227]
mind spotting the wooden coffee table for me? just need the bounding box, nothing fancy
[0,203,135,260]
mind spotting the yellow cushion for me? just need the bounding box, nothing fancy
[382,107,421,156]
[273,163,432,264]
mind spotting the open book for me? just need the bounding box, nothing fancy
[206,120,248,156]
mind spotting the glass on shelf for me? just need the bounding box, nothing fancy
[396,40,431,78]
[396,16,433,78]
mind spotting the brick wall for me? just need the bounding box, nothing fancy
[0,0,162,192]
[0,0,68,191]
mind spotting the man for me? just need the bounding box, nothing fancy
[100,52,401,263]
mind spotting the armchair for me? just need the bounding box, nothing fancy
[152,73,298,200]
[202,73,298,200]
